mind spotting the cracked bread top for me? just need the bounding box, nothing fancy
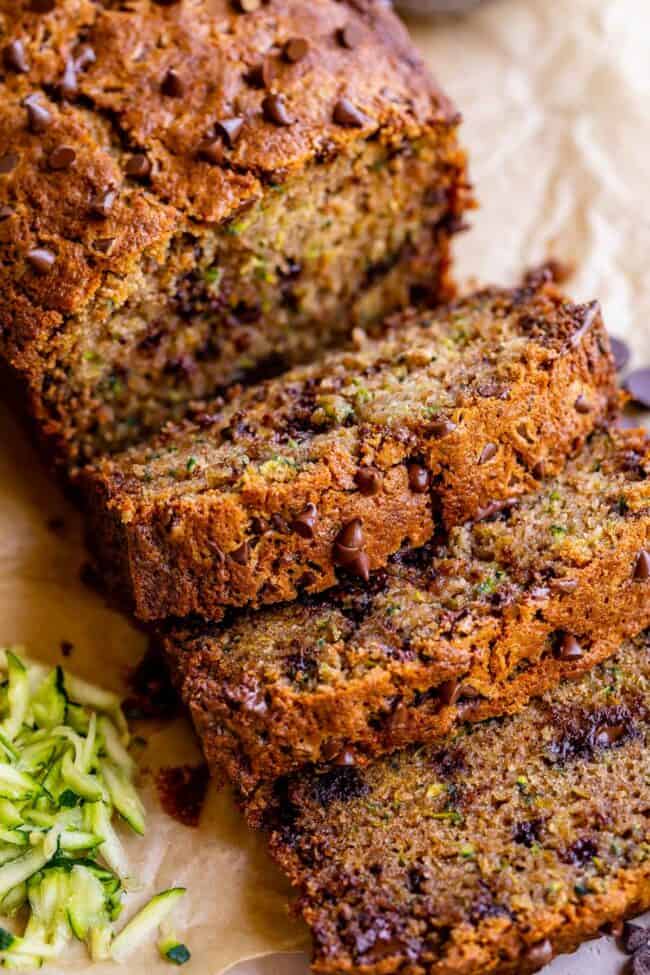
[0,0,460,364]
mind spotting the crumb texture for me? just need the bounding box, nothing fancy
[259,634,650,975]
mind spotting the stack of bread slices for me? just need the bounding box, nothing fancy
[1,2,648,973]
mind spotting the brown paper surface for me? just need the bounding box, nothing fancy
[1,0,647,973]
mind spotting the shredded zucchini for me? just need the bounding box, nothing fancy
[0,649,188,966]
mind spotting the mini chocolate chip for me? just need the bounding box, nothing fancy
[634,550,650,580]
[125,153,151,179]
[632,950,650,975]
[60,58,78,99]
[89,189,117,219]
[549,578,578,594]
[438,678,461,707]
[29,0,57,10]
[336,518,364,551]
[0,153,19,174]
[333,97,368,128]
[594,723,625,748]
[92,237,114,254]
[26,247,56,274]
[284,37,309,63]
[0,205,14,220]
[236,0,261,10]
[623,922,650,954]
[290,503,318,539]
[532,459,545,480]
[230,542,250,564]
[321,739,341,761]
[574,394,591,414]
[625,368,650,409]
[24,95,52,133]
[216,116,245,147]
[74,44,96,71]
[555,632,583,661]
[408,463,430,494]
[196,139,224,164]
[262,93,293,126]
[338,22,364,49]
[609,335,630,371]
[429,418,456,438]
[524,939,553,969]
[3,40,29,74]
[161,68,184,97]
[48,145,76,170]
[355,467,381,496]
[478,443,497,465]
[342,549,370,581]
[246,55,276,89]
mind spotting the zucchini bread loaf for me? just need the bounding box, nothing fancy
[258,633,650,975]
[166,428,650,796]
[83,280,616,621]
[0,0,470,472]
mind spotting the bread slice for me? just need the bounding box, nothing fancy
[166,427,650,796]
[0,0,469,472]
[256,632,650,975]
[83,280,616,621]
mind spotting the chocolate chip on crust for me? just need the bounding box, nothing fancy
[355,467,381,496]
[48,146,76,170]
[554,632,583,661]
[333,97,368,128]
[161,68,184,98]
[262,93,293,127]
[216,117,245,147]
[284,37,309,63]
[26,247,56,274]
[3,40,29,74]
[291,503,318,539]
[24,95,52,133]
[125,153,152,179]
[230,542,250,564]
[634,550,650,580]
[408,463,430,494]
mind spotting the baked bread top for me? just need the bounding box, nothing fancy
[0,0,459,364]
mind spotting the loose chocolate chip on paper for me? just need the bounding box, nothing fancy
[216,116,245,147]
[609,335,630,372]
[623,922,650,955]
[625,368,650,409]
[26,247,56,274]
[48,145,76,170]
[263,93,293,126]
[3,40,30,74]
[290,503,318,539]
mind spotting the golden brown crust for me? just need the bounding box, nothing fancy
[83,282,617,621]
[166,428,650,798]
[254,636,650,975]
[0,0,469,467]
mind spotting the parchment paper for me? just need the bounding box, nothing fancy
[1,0,648,973]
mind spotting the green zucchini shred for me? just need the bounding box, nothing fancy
[0,649,189,967]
